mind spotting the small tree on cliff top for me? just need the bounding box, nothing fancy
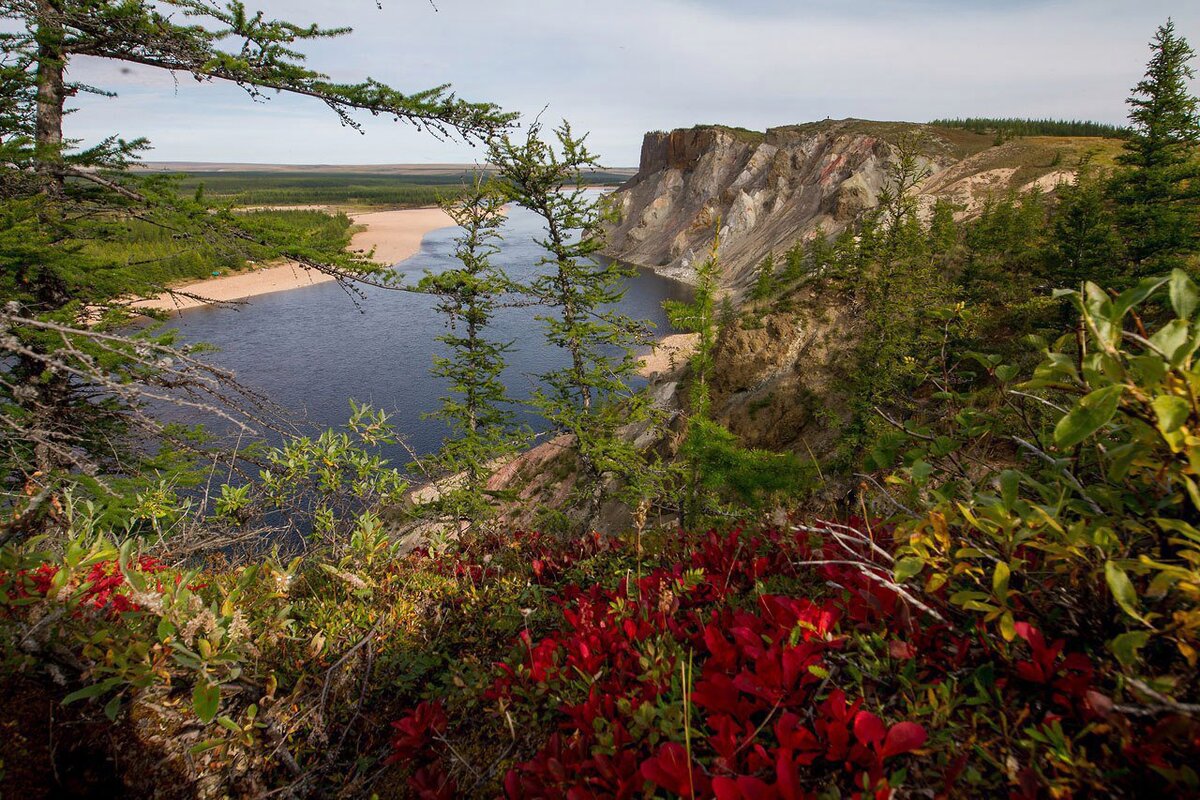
[1113,18,1200,272]
[489,122,654,528]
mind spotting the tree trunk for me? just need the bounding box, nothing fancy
[20,0,72,482]
[34,0,66,197]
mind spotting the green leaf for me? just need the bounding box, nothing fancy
[1081,282,1118,348]
[995,364,1020,383]
[1152,395,1190,435]
[63,677,122,705]
[188,739,226,756]
[962,600,1001,613]
[103,694,122,721]
[1114,276,1170,320]
[893,557,925,582]
[1169,269,1199,320]
[1105,561,1147,624]
[193,682,220,724]
[217,716,242,733]
[999,470,1021,510]
[1186,477,1200,512]
[992,562,1011,598]
[1105,441,1141,482]
[931,436,958,457]
[1150,319,1193,365]
[910,459,933,486]
[1109,630,1151,667]
[1054,384,1124,448]
[1154,517,1200,545]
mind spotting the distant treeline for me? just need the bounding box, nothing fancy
[929,117,1129,139]
[171,171,631,208]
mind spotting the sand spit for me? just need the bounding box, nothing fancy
[133,206,455,313]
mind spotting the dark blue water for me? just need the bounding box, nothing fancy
[156,197,690,465]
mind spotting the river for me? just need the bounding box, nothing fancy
[154,197,691,466]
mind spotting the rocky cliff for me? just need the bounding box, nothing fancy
[603,119,1120,290]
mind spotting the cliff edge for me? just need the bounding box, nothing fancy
[603,119,1121,289]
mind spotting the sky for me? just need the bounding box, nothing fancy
[59,0,1200,167]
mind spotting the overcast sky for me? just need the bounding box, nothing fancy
[62,0,1200,167]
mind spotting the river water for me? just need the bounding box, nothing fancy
[155,197,690,465]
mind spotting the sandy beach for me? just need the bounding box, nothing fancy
[132,206,455,313]
[638,333,699,377]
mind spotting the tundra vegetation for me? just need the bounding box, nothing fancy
[1,6,1200,800]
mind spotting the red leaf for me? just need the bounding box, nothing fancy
[713,775,777,800]
[853,710,887,750]
[880,721,927,759]
[1012,621,1037,646]
[640,743,708,798]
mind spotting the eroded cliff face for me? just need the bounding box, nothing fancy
[603,119,1104,290]
[606,121,928,287]
[707,292,856,457]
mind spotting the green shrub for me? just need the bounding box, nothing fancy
[890,271,1200,668]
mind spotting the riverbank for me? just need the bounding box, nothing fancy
[132,206,455,313]
[637,332,699,377]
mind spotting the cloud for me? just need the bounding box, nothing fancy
[61,0,1199,165]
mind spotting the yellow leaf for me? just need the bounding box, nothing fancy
[999,611,1016,642]
[1179,641,1197,668]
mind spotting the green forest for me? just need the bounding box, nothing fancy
[2,3,1200,799]
[929,117,1129,139]
[166,170,633,208]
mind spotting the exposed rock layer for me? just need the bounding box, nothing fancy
[603,119,1119,290]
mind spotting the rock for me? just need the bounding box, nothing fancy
[602,119,1095,294]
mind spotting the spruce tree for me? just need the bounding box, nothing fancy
[1113,19,1200,272]
[841,140,954,461]
[665,231,813,523]
[1051,162,1124,287]
[807,226,835,276]
[664,232,721,420]
[749,253,777,302]
[489,122,653,528]
[927,199,960,261]
[779,239,808,284]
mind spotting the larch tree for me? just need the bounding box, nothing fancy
[0,1,512,526]
[416,178,525,532]
[489,121,654,529]
[663,229,720,525]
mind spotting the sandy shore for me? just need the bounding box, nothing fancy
[133,206,455,313]
[348,208,454,266]
[638,333,699,377]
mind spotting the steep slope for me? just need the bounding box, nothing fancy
[603,119,1123,289]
